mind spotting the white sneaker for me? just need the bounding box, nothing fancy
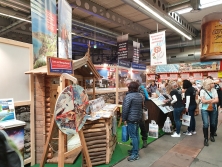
[171,132,180,137]
[183,131,192,136]
[192,131,197,135]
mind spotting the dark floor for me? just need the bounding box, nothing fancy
[114,111,222,167]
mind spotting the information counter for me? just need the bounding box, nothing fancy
[145,100,168,129]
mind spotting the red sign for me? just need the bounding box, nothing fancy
[47,57,73,75]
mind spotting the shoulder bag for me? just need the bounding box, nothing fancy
[204,90,214,112]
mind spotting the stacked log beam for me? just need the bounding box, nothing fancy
[34,75,46,163]
[82,117,117,166]
[45,77,54,159]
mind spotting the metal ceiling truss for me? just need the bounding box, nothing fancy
[123,0,197,37]
[70,0,150,35]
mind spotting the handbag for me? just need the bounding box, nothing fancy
[182,113,191,126]
[148,120,159,138]
[121,125,129,142]
[204,90,214,112]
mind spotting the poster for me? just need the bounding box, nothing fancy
[58,0,72,59]
[133,41,140,63]
[54,85,90,135]
[149,31,167,66]
[0,98,16,122]
[119,68,130,87]
[131,70,146,84]
[4,126,25,158]
[117,34,128,60]
[31,0,57,69]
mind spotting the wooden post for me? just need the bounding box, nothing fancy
[115,66,119,105]
[79,130,92,167]
[93,77,95,99]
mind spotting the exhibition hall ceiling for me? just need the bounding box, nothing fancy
[0,0,221,64]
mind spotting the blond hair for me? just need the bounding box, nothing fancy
[166,80,177,94]
[203,78,213,90]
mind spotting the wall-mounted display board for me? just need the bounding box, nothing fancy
[0,37,35,165]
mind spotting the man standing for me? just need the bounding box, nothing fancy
[137,80,149,148]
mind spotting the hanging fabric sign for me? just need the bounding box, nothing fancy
[180,73,190,79]
[193,73,202,79]
[218,71,222,78]
[58,0,72,59]
[160,74,168,80]
[147,74,155,80]
[208,72,218,79]
[132,41,140,63]
[117,34,128,60]
[149,31,167,66]
[31,0,57,69]
[170,74,178,80]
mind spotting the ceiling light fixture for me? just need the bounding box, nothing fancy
[200,0,222,9]
[132,0,192,40]
[0,12,31,23]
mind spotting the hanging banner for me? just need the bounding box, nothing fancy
[149,31,167,66]
[58,0,72,59]
[170,74,178,80]
[208,72,218,79]
[147,74,155,80]
[31,0,57,69]
[117,34,128,60]
[218,71,222,78]
[193,73,202,79]
[133,41,140,63]
[160,74,168,80]
[180,73,190,79]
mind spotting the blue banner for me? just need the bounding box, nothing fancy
[31,0,57,69]
[131,62,146,70]
[118,60,131,68]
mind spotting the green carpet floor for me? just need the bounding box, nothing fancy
[30,126,164,167]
